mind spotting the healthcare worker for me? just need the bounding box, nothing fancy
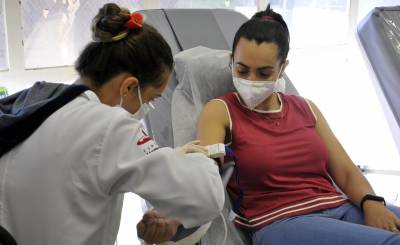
[0,3,224,245]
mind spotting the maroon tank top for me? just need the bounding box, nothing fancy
[218,92,347,230]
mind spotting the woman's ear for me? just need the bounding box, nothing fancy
[119,76,139,97]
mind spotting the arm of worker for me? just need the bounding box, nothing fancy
[197,99,230,163]
[309,99,400,232]
[95,114,225,229]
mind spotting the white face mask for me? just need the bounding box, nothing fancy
[118,84,155,120]
[232,67,283,110]
[132,85,155,120]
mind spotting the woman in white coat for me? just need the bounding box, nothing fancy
[0,3,224,245]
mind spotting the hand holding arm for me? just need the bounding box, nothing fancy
[175,140,208,155]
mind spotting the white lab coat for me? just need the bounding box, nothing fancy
[0,91,224,245]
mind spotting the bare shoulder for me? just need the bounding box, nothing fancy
[197,99,230,145]
[302,98,320,121]
[204,99,229,110]
[199,99,230,126]
[305,98,317,108]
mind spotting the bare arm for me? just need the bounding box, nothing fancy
[197,100,230,145]
[308,100,374,205]
[197,100,230,162]
[309,100,400,232]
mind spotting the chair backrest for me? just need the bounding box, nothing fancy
[0,226,17,245]
[357,6,400,152]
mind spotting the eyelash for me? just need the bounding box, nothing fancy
[259,73,272,78]
[237,70,272,78]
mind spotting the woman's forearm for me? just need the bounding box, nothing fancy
[342,169,375,207]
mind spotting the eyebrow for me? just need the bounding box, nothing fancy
[236,62,274,70]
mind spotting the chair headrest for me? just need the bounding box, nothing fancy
[174,46,235,110]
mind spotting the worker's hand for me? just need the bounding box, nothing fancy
[137,210,181,244]
[175,140,208,155]
[364,201,400,233]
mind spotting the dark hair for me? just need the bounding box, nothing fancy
[232,4,290,64]
[75,3,173,87]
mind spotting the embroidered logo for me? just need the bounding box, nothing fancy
[137,135,152,145]
[136,128,159,155]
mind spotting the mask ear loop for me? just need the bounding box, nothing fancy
[273,64,286,93]
[273,65,287,106]
[276,64,285,81]
[119,94,127,106]
[137,83,156,110]
[137,84,144,107]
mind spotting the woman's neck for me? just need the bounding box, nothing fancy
[73,78,116,106]
[255,92,281,111]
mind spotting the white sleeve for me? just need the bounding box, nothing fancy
[96,115,225,228]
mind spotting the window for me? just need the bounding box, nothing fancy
[161,0,229,8]
[161,0,258,18]
[0,0,8,70]
[161,0,256,8]
[270,0,349,48]
[270,0,400,202]
[21,0,142,69]
[20,0,258,69]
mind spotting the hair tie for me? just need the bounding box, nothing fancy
[261,16,274,21]
[103,12,144,42]
[125,12,143,29]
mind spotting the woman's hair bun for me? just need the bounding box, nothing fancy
[91,3,130,42]
[252,4,289,36]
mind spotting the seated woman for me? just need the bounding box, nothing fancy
[197,5,400,245]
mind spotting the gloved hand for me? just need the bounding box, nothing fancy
[175,140,208,155]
